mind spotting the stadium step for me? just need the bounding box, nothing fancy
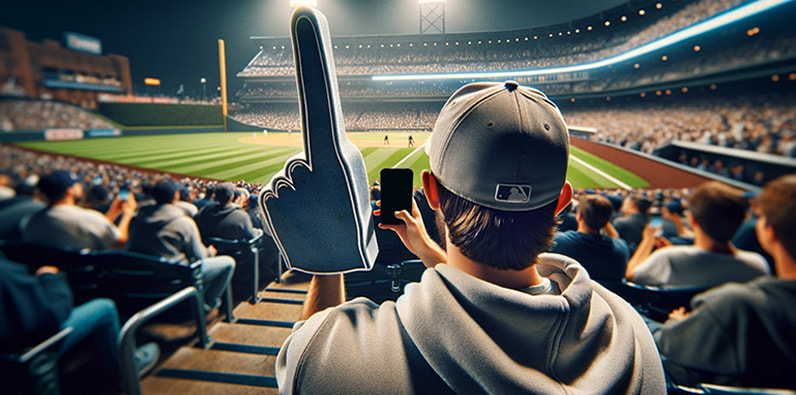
[211,322,294,350]
[141,377,277,394]
[139,271,310,393]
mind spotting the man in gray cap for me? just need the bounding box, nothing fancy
[276,82,665,393]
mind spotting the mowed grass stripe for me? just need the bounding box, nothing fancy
[365,148,414,183]
[166,151,298,178]
[570,147,649,188]
[108,146,248,164]
[568,162,618,189]
[203,149,301,180]
[219,160,302,185]
[133,146,283,170]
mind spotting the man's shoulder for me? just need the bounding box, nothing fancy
[649,245,700,259]
[38,205,108,225]
[553,230,581,244]
[695,276,789,309]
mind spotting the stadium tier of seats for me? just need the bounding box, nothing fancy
[238,0,749,78]
[0,99,114,132]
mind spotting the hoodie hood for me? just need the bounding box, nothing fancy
[396,254,664,394]
[136,203,185,227]
[128,203,205,264]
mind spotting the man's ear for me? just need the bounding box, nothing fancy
[421,170,440,210]
[554,181,573,216]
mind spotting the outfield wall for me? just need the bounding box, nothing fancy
[570,137,758,191]
[97,102,223,126]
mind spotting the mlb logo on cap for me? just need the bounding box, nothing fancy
[495,184,532,204]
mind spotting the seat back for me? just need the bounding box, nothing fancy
[207,235,259,303]
[85,251,202,318]
[0,242,97,304]
[623,281,709,321]
[0,327,72,395]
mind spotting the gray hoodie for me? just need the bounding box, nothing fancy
[127,203,207,264]
[276,254,665,394]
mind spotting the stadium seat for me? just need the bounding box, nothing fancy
[80,251,217,394]
[622,281,709,322]
[206,232,265,304]
[0,327,72,395]
[85,250,233,323]
[0,242,96,304]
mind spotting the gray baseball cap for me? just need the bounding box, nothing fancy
[426,81,569,211]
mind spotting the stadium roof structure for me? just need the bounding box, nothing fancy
[372,0,793,81]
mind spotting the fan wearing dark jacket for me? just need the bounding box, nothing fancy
[195,183,261,241]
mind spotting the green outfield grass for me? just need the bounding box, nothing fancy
[16,132,648,189]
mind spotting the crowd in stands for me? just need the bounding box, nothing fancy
[239,0,747,78]
[0,99,114,131]
[230,102,441,131]
[563,92,796,157]
[2,131,795,390]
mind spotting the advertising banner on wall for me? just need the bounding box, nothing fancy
[44,128,84,141]
[64,32,102,55]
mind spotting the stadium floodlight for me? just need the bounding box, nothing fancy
[290,0,317,7]
[373,0,791,82]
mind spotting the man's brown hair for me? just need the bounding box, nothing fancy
[754,175,796,261]
[577,195,614,231]
[436,182,558,271]
[688,181,746,243]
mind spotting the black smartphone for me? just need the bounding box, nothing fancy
[380,168,413,225]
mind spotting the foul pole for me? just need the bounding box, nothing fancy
[218,39,228,132]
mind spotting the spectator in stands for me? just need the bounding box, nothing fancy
[732,191,774,274]
[550,195,630,282]
[22,170,135,250]
[0,255,159,385]
[193,185,215,210]
[175,185,198,217]
[246,194,265,231]
[195,183,261,241]
[555,199,577,232]
[275,82,664,393]
[652,175,796,389]
[83,183,112,214]
[0,173,15,202]
[625,181,769,288]
[660,199,694,244]
[126,179,235,312]
[613,194,653,251]
[0,176,43,241]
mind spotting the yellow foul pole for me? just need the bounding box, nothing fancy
[218,39,228,132]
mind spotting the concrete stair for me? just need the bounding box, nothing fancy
[140,271,310,394]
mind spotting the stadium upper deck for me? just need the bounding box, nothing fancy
[236,0,795,102]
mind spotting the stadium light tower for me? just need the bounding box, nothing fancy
[200,77,206,100]
[419,0,445,35]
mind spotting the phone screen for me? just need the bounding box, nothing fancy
[118,189,130,201]
[379,168,413,225]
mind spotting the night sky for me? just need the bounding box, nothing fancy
[1,0,627,97]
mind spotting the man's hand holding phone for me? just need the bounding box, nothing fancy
[377,169,446,268]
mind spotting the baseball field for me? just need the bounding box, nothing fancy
[16,131,649,189]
